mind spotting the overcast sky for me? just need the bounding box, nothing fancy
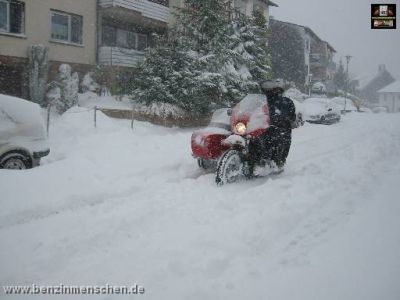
[270,0,400,80]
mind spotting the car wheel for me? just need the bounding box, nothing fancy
[0,152,31,170]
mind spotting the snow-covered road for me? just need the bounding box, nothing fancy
[1,111,400,300]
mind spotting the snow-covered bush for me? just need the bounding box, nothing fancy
[81,72,100,93]
[28,45,48,106]
[46,64,79,114]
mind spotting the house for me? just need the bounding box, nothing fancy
[377,81,400,113]
[0,0,277,102]
[0,0,172,101]
[0,0,97,99]
[97,0,171,90]
[232,0,278,21]
[269,19,336,92]
[355,64,395,106]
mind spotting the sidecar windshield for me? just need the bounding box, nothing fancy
[209,108,230,131]
[232,94,270,135]
[234,94,266,114]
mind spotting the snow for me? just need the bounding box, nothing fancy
[377,80,400,93]
[78,92,132,110]
[78,93,185,118]
[1,110,400,300]
[222,134,245,146]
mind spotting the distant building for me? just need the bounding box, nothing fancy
[269,19,336,92]
[355,64,395,106]
[377,80,400,112]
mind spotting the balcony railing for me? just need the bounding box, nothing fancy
[98,0,170,23]
[310,53,328,67]
[98,46,144,67]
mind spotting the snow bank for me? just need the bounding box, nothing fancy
[78,93,132,110]
[1,112,400,300]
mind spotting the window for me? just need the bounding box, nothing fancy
[102,26,116,47]
[102,25,147,51]
[148,0,169,6]
[116,29,129,48]
[0,0,25,34]
[51,11,83,44]
[137,34,147,51]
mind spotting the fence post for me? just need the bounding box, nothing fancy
[94,106,97,128]
[46,103,51,137]
[131,107,135,130]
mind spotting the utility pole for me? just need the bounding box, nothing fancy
[344,55,352,112]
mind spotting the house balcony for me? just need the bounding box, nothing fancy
[98,0,170,24]
[310,53,328,67]
[98,46,144,68]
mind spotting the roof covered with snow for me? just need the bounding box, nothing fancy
[378,80,400,93]
[355,73,376,90]
[259,0,279,7]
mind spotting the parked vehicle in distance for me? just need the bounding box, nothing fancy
[303,97,341,125]
[0,94,50,169]
[330,97,359,113]
[372,106,388,113]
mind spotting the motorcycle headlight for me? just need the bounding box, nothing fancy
[234,122,247,135]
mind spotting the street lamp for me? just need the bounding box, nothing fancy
[344,55,352,112]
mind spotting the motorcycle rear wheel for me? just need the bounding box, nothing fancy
[215,150,244,186]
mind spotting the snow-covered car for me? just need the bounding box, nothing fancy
[0,94,50,169]
[303,97,341,125]
[372,106,388,113]
[330,97,359,113]
[311,82,327,95]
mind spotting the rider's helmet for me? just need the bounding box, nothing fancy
[260,79,287,93]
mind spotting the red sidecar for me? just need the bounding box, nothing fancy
[191,108,231,169]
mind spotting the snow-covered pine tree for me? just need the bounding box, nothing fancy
[28,45,49,106]
[231,9,271,87]
[131,0,272,115]
[334,59,348,91]
[81,72,100,93]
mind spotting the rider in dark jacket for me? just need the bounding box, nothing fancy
[260,79,296,169]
